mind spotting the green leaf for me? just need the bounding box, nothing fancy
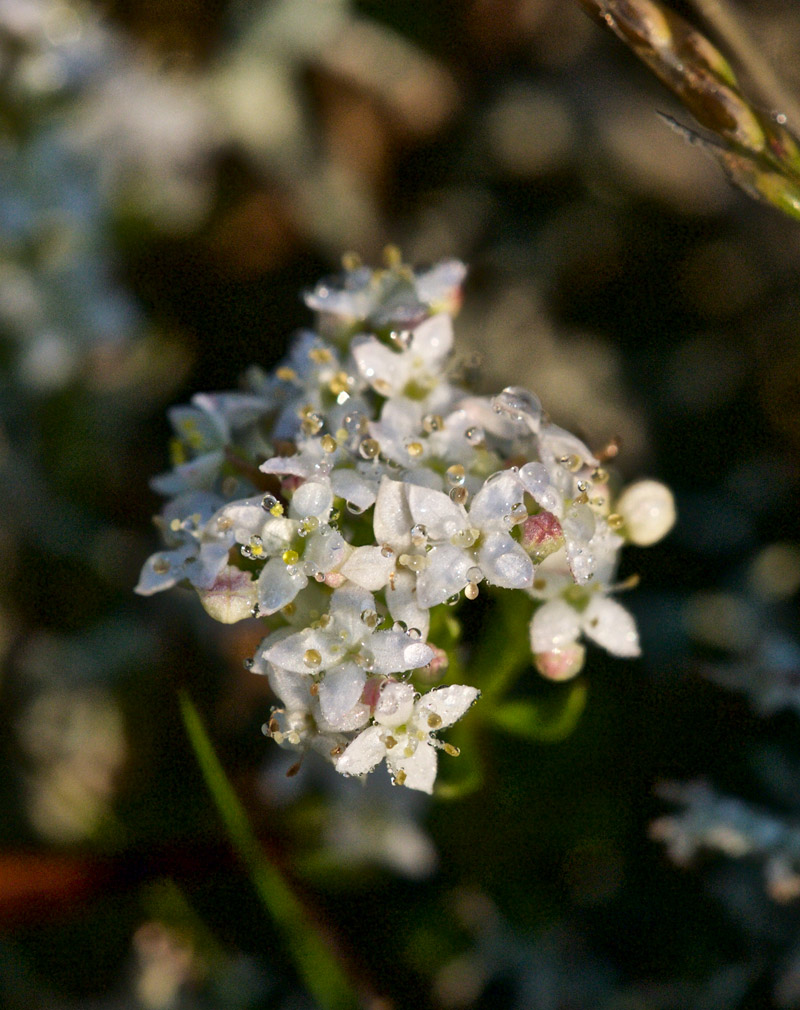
[178,691,360,1010]
[489,681,588,742]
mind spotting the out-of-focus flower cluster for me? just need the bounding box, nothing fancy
[138,255,675,792]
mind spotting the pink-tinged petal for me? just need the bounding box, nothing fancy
[477,532,534,589]
[520,512,564,561]
[340,546,394,591]
[197,565,258,623]
[318,664,366,727]
[530,599,581,653]
[582,597,641,657]
[416,685,480,729]
[391,742,438,793]
[336,726,386,777]
[534,644,586,681]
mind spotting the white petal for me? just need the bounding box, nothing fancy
[257,559,307,616]
[391,742,438,793]
[266,664,312,710]
[416,685,480,729]
[407,484,466,541]
[336,725,386,777]
[530,599,581,653]
[134,545,193,595]
[373,478,414,549]
[319,664,367,727]
[340,546,394,591]
[369,630,434,674]
[374,681,416,727]
[150,450,224,495]
[477,531,534,589]
[330,469,376,511]
[582,596,641,657]
[409,312,453,362]
[385,569,430,640]
[469,471,524,526]
[415,544,471,608]
[290,480,333,519]
[305,529,348,574]
[353,337,406,393]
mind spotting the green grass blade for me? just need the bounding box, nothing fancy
[178,690,361,1010]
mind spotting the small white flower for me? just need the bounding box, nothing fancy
[336,682,480,793]
[262,586,434,729]
[344,473,533,610]
[530,593,640,659]
[352,313,454,404]
[215,478,349,615]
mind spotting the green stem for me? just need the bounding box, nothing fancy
[178,690,361,1010]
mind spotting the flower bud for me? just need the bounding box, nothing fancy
[616,480,676,546]
[534,643,586,681]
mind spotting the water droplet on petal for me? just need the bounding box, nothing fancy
[492,387,542,431]
[358,437,380,459]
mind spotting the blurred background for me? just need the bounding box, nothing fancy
[2,0,800,1007]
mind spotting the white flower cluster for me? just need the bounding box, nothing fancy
[137,254,675,792]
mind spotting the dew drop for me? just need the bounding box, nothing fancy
[380,543,395,558]
[303,649,322,668]
[346,500,366,515]
[422,413,444,433]
[465,426,484,446]
[492,387,542,431]
[465,582,479,600]
[389,329,413,350]
[343,412,369,437]
[607,513,624,530]
[405,440,424,458]
[282,549,300,565]
[358,437,380,459]
[446,463,466,487]
[449,486,468,505]
[320,434,337,453]
[261,494,283,514]
[361,608,379,628]
[216,515,233,532]
[152,556,171,574]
